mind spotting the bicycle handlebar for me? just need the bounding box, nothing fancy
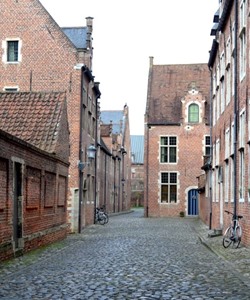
[224,210,243,219]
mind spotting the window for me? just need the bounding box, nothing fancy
[226,67,231,105]
[160,136,177,163]
[239,150,245,202]
[240,0,246,31]
[205,135,211,156]
[224,161,229,202]
[2,39,22,63]
[225,127,230,159]
[188,103,199,123]
[240,30,246,80]
[226,37,231,68]
[239,110,246,149]
[161,172,177,203]
[7,41,19,62]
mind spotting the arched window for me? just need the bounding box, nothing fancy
[188,103,199,123]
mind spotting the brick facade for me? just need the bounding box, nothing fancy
[0,128,69,261]
[145,58,210,218]
[0,0,100,232]
[204,0,250,246]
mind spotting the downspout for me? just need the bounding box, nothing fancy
[78,69,84,233]
[146,125,149,217]
[233,0,238,219]
[113,157,116,212]
[94,88,101,224]
[209,67,213,230]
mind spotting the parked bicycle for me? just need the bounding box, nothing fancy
[222,210,243,249]
[95,206,109,225]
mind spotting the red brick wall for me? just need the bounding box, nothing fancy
[0,131,68,261]
[209,2,250,246]
[0,0,96,231]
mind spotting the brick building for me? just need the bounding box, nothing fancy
[131,135,144,207]
[0,0,100,232]
[144,57,210,218]
[0,92,69,261]
[200,0,250,246]
[99,105,132,213]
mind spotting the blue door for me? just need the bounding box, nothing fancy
[188,189,198,215]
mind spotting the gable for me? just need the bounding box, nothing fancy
[146,64,210,125]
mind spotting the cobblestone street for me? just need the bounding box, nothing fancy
[1,209,250,300]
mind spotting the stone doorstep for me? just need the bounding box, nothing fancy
[208,228,223,238]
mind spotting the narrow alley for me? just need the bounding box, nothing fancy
[0,209,249,300]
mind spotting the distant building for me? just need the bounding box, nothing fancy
[99,105,131,212]
[144,57,210,218]
[131,135,144,207]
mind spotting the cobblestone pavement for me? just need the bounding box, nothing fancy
[1,209,250,300]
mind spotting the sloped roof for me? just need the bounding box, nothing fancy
[0,92,67,154]
[62,27,88,49]
[146,64,210,125]
[100,110,125,134]
[131,135,144,164]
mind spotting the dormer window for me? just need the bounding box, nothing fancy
[188,103,199,123]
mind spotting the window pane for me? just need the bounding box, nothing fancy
[161,137,168,145]
[169,173,177,183]
[161,173,168,183]
[170,185,177,202]
[169,147,176,163]
[7,41,18,62]
[160,147,168,163]
[169,137,176,145]
[188,104,199,123]
[161,185,168,201]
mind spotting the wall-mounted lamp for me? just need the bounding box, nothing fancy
[78,145,96,171]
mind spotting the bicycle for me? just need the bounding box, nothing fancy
[95,206,109,225]
[222,210,243,249]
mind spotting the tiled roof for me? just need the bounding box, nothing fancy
[146,64,210,125]
[0,92,67,153]
[100,110,125,134]
[62,27,87,49]
[131,135,144,164]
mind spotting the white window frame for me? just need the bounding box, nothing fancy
[225,127,230,159]
[239,29,246,80]
[224,161,229,202]
[239,109,246,149]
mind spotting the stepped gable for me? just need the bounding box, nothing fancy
[0,91,66,154]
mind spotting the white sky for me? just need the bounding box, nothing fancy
[40,0,219,135]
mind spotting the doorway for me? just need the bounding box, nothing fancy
[188,189,199,216]
[13,162,23,250]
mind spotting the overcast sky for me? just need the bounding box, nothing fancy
[40,0,219,135]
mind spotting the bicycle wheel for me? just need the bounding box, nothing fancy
[232,226,242,249]
[98,213,106,225]
[104,213,109,224]
[222,226,233,248]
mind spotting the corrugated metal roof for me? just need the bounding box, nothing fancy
[100,110,125,134]
[62,27,87,49]
[131,135,144,164]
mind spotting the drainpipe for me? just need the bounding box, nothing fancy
[145,124,150,217]
[78,69,84,233]
[94,84,101,224]
[233,0,238,219]
[209,67,213,230]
